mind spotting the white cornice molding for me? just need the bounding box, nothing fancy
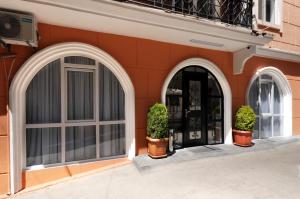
[233,46,300,74]
[9,42,136,194]
[161,58,233,145]
[0,0,273,51]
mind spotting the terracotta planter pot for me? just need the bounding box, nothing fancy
[232,129,253,147]
[146,136,169,158]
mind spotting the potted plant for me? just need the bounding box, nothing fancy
[232,105,256,147]
[146,103,169,158]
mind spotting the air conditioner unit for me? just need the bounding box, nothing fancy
[0,9,38,47]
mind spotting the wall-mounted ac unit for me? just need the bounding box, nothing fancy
[0,9,37,47]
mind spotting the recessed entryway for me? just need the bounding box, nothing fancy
[165,66,223,148]
[161,58,232,148]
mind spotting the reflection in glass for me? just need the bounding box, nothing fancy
[273,83,281,114]
[260,82,272,114]
[248,78,259,114]
[208,121,222,144]
[100,124,125,157]
[260,116,272,138]
[26,128,61,166]
[189,80,201,110]
[26,59,61,124]
[65,126,96,162]
[99,64,125,121]
[273,116,282,137]
[166,71,183,148]
[208,73,221,96]
[253,117,259,139]
[248,75,283,139]
[67,70,94,120]
[166,66,223,147]
[208,97,222,121]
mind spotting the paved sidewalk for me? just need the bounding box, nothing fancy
[134,136,300,172]
[13,136,300,199]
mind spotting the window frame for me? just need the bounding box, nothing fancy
[254,0,283,30]
[25,56,126,170]
[247,74,284,139]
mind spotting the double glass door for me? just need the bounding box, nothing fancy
[166,66,223,149]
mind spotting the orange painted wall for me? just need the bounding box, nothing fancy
[0,23,299,195]
[263,0,300,52]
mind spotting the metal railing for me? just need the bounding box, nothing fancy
[115,0,253,28]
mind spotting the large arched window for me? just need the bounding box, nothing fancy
[248,74,283,139]
[25,56,125,167]
[247,67,292,140]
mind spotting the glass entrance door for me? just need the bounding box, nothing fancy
[182,72,207,147]
[166,66,224,149]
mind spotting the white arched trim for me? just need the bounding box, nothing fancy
[246,66,292,138]
[161,58,232,145]
[9,42,135,194]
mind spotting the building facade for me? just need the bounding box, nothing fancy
[0,0,300,196]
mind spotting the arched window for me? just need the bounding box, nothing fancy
[166,66,224,148]
[248,74,283,139]
[25,56,125,167]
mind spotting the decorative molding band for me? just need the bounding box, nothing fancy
[234,45,300,74]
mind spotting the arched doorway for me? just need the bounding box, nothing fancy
[9,42,135,194]
[161,58,232,147]
[247,67,292,139]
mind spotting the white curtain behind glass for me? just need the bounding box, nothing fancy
[67,70,94,120]
[26,56,126,167]
[99,63,125,157]
[26,59,61,166]
[248,75,282,139]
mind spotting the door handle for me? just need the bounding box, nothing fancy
[185,109,190,118]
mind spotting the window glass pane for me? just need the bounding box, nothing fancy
[249,78,259,114]
[100,124,125,157]
[67,70,94,120]
[99,64,125,121]
[273,82,281,114]
[253,117,259,139]
[26,59,61,124]
[208,97,222,121]
[266,0,275,23]
[208,73,222,96]
[167,71,183,148]
[64,56,95,65]
[208,121,222,144]
[261,74,272,80]
[258,0,263,20]
[189,80,201,110]
[260,82,272,113]
[273,116,282,136]
[26,128,61,166]
[260,116,272,138]
[184,66,206,73]
[66,126,96,162]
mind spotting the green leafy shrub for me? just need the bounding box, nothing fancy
[147,103,168,139]
[235,106,256,131]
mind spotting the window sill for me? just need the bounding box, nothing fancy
[257,20,282,32]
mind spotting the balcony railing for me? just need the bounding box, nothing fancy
[115,0,253,28]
